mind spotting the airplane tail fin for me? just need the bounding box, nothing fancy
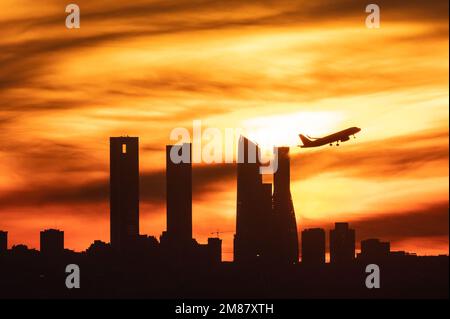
[299,134,312,146]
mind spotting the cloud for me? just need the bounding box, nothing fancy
[351,202,449,242]
[0,162,236,210]
[1,0,447,94]
[3,0,448,32]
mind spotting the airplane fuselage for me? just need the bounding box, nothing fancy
[300,127,361,148]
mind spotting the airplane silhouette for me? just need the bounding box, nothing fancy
[299,127,361,148]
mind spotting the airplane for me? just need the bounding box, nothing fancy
[299,127,361,148]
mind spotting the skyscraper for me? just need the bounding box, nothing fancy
[301,228,326,265]
[330,222,355,264]
[360,238,390,260]
[207,237,223,264]
[163,143,193,245]
[273,147,299,264]
[40,229,64,256]
[110,137,139,252]
[259,183,274,260]
[234,136,267,263]
[0,231,7,254]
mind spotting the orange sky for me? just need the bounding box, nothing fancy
[0,0,448,260]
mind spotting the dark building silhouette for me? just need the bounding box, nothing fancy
[259,183,275,261]
[0,231,7,254]
[110,137,139,252]
[40,229,64,256]
[234,137,268,263]
[301,228,325,265]
[234,140,299,264]
[86,240,112,257]
[132,235,159,253]
[207,237,223,263]
[160,143,221,264]
[10,244,39,258]
[359,238,390,260]
[161,143,193,246]
[330,222,355,264]
[273,147,299,264]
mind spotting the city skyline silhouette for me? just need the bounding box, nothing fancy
[0,135,447,261]
[0,136,448,298]
[0,0,448,259]
[0,0,448,300]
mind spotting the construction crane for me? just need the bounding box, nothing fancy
[210,230,234,238]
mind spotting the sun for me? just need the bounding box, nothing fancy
[243,111,344,149]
